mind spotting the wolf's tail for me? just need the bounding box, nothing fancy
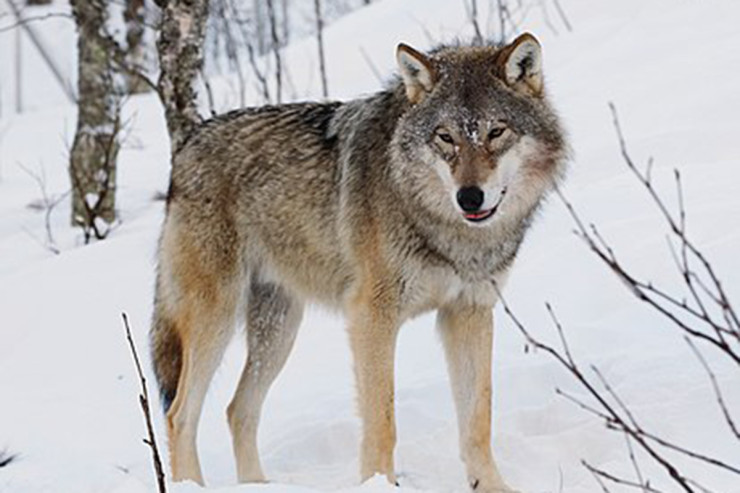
[150,291,182,414]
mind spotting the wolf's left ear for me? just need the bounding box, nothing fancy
[397,43,436,104]
[502,33,543,96]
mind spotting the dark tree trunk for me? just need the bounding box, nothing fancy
[69,0,121,241]
[154,0,210,153]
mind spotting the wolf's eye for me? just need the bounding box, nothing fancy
[488,127,506,140]
[437,132,455,144]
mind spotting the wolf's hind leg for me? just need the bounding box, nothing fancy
[438,304,519,493]
[167,313,234,485]
[156,213,241,485]
[227,276,304,483]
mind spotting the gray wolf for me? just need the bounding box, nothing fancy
[150,32,567,493]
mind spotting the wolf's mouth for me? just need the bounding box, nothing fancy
[462,188,507,223]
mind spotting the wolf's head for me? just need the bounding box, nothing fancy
[390,34,567,227]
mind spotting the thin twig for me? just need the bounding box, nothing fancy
[495,0,507,42]
[0,11,72,34]
[624,435,649,492]
[17,161,69,254]
[551,0,573,32]
[464,0,483,43]
[608,103,739,337]
[685,337,740,440]
[122,313,167,493]
[313,0,328,98]
[228,0,270,103]
[584,460,666,493]
[200,67,217,117]
[0,449,17,468]
[496,101,740,493]
[498,294,701,492]
[265,0,282,103]
[359,46,383,84]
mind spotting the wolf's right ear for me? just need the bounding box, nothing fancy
[397,43,436,104]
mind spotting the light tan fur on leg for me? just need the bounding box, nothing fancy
[438,304,518,493]
[347,274,401,484]
[166,293,238,484]
[160,216,241,485]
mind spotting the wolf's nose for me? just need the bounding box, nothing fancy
[457,187,484,212]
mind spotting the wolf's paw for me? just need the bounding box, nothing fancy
[236,465,267,484]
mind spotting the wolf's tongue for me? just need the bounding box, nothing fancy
[464,210,489,219]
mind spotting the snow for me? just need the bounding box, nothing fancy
[1,1,740,493]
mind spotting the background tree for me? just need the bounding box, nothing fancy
[123,0,150,94]
[69,0,122,242]
[154,0,210,153]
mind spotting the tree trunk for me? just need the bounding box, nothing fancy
[154,0,209,154]
[69,0,121,241]
[124,0,149,94]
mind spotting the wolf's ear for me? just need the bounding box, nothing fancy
[397,43,436,104]
[502,33,543,96]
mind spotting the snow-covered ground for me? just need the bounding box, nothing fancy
[1,1,739,492]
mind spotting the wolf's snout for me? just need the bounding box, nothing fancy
[456,186,484,212]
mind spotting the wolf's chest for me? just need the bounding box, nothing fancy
[398,244,512,319]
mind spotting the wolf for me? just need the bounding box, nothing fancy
[150,32,567,493]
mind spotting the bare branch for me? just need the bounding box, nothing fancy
[226,0,270,103]
[3,0,76,102]
[0,11,72,34]
[463,0,483,43]
[265,0,282,103]
[553,187,740,365]
[551,0,573,32]
[313,0,329,98]
[122,313,167,493]
[359,46,383,84]
[607,103,739,338]
[685,337,740,440]
[200,68,217,117]
[17,161,69,254]
[584,460,666,493]
[500,103,740,492]
[624,435,649,493]
[501,296,700,492]
[495,0,507,42]
[0,449,17,468]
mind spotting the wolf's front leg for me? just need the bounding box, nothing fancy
[347,284,401,485]
[438,304,520,493]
